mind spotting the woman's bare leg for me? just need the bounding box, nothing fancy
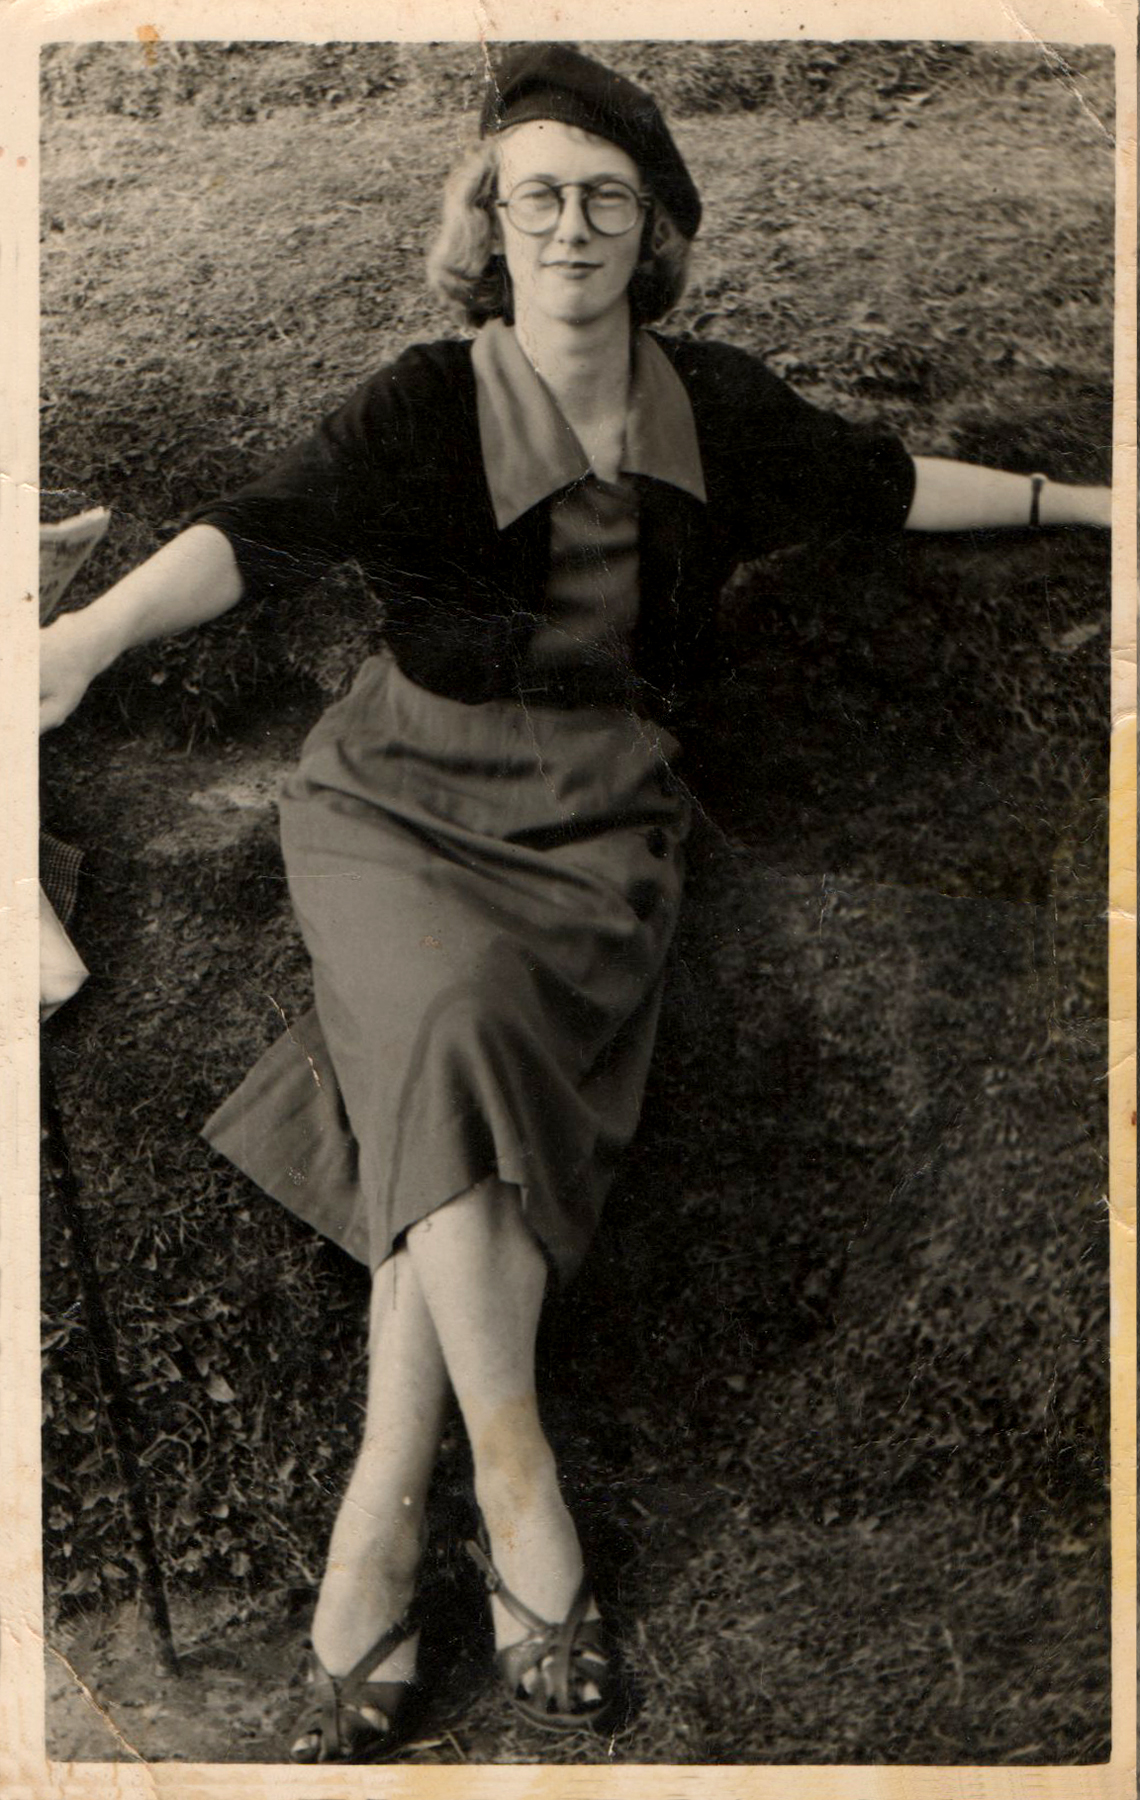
[307,1246,448,1683]
[406,1179,599,1669]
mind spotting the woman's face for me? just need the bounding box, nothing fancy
[494,121,644,332]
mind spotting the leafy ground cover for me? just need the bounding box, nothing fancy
[39,41,1113,1763]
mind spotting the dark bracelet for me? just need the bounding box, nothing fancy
[1029,472,1047,528]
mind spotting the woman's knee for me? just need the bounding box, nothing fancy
[406,1179,550,1346]
[409,1175,529,1253]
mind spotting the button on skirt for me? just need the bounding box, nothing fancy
[203,655,690,1280]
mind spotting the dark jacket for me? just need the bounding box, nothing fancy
[192,334,915,713]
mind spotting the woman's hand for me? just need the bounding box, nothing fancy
[38,524,245,733]
[40,608,109,733]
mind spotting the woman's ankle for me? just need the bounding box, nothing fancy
[311,1559,420,1678]
[474,1464,592,1647]
[311,1507,424,1675]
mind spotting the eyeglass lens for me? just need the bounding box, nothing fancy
[503,180,644,236]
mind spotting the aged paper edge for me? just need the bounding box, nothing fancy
[1,2,1135,1797]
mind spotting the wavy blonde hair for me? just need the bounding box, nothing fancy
[425,132,692,328]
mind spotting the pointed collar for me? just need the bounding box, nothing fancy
[471,319,707,530]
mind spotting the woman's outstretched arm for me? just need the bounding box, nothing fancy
[905,456,1111,532]
[39,524,243,732]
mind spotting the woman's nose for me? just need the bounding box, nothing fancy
[553,188,592,242]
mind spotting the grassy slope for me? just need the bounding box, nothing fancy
[40,43,1113,1762]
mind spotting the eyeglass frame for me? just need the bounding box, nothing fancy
[494,177,652,238]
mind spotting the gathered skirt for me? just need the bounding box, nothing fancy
[203,655,691,1279]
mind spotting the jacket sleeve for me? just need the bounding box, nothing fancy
[682,340,916,561]
[185,351,428,604]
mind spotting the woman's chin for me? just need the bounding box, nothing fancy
[517,289,628,333]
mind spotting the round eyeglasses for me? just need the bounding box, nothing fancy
[496,178,649,238]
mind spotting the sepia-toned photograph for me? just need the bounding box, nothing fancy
[31,31,1117,1774]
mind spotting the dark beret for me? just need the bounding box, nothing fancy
[480,44,701,240]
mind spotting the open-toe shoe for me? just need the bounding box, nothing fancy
[466,1538,616,1734]
[288,1611,423,1764]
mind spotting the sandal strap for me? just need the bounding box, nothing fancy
[337,1606,420,1704]
[466,1538,552,1639]
[540,1576,593,1716]
[466,1538,604,1719]
[304,1606,420,1761]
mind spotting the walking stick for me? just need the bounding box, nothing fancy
[41,1042,179,1677]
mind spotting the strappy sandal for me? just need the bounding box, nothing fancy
[288,1612,423,1764]
[466,1538,616,1734]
